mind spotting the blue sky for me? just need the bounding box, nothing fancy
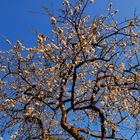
[0,0,140,50]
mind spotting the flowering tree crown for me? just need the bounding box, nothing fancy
[0,0,140,140]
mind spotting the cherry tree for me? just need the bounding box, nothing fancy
[0,0,140,140]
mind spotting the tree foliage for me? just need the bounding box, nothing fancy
[0,0,140,140]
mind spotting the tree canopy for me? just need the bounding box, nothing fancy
[0,0,140,140]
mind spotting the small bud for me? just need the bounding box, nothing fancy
[109,2,112,8]
[90,0,95,3]
[69,9,73,15]
[129,20,134,26]
[6,39,12,45]
[50,16,56,24]
[75,6,80,11]
[114,9,119,14]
